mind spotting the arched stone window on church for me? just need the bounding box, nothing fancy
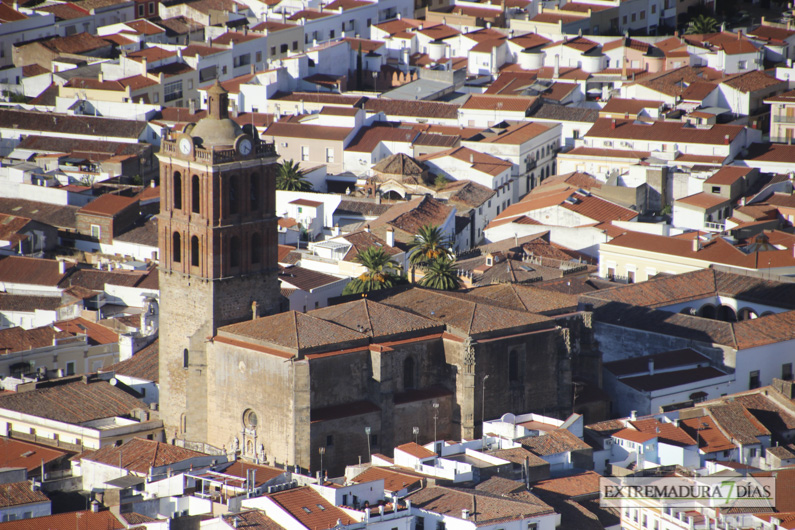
[509,350,520,382]
[173,172,182,209]
[251,233,261,264]
[192,175,200,214]
[172,232,181,263]
[250,173,259,211]
[404,356,415,389]
[191,236,200,267]
[183,348,189,368]
[230,236,241,268]
[180,413,186,434]
[229,175,239,215]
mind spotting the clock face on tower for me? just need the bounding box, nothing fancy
[237,137,252,156]
[179,137,193,156]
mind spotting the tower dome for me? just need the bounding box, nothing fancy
[190,81,243,148]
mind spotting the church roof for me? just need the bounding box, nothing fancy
[217,310,368,354]
[310,298,443,341]
[372,153,427,177]
[381,288,554,338]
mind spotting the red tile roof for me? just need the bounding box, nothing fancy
[351,466,422,492]
[531,470,601,497]
[0,510,124,530]
[0,481,49,508]
[83,438,206,473]
[54,317,119,345]
[613,428,656,443]
[680,416,735,453]
[630,418,696,447]
[78,193,138,217]
[0,438,68,471]
[0,256,67,286]
[267,486,354,529]
[397,442,436,459]
[461,94,535,112]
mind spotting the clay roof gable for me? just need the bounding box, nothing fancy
[406,485,554,523]
[309,299,442,340]
[518,428,591,455]
[337,230,400,261]
[78,193,138,217]
[83,438,206,473]
[468,283,578,314]
[0,256,67,287]
[218,310,366,354]
[722,70,785,94]
[748,24,795,43]
[54,316,119,345]
[278,265,342,291]
[474,476,528,495]
[381,288,552,337]
[441,180,496,208]
[421,146,511,176]
[0,438,67,471]
[630,418,696,446]
[732,311,795,349]
[0,510,124,530]
[368,196,454,239]
[352,467,423,493]
[372,153,427,176]
[531,470,602,497]
[586,118,744,145]
[105,338,158,382]
[268,486,354,529]
[680,416,735,453]
[0,325,72,355]
[708,403,770,444]
[0,377,147,424]
[731,392,795,432]
[0,481,49,508]
[613,428,657,443]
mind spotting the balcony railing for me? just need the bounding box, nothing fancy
[772,115,795,124]
[160,138,276,164]
[704,221,726,232]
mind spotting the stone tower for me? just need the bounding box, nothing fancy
[157,82,281,448]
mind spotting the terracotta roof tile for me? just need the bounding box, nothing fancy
[0,376,148,424]
[406,485,554,523]
[462,95,535,112]
[221,510,283,529]
[708,403,770,445]
[364,98,460,119]
[105,339,158,382]
[612,428,657,443]
[83,438,206,474]
[267,486,354,529]
[0,510,124,530]
[310,299,441,341]
[54,317,119,345]
[531,470,601,497]
[79,193,138,217]
[0,481,49,508]
[587,118,744,145]
[680,416,735,453]
[630,418,697,447]
[518,429,591,456]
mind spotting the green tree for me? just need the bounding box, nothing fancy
[276,159,312,191]
[342,246,404,295]
[684,14,718,35]
[419,254,461,291]
[408,224,453,267]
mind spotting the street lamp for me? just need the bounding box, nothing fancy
[365,426,371,462]
[482,374,490,447]
[413,426,419,445]
[432,402,440,448]
[318,446,325,480]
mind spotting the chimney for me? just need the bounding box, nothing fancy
[386,227,395,247]
[692,237,700,252]
[58,260,67,275]
[141,57,148,76]
[364,225,370,233]
[674,30,679,38]
[397,12,401,19]
[98,71,104,83]
[150,179,156,188]
[252,300,258,320]
[737,30,743,40]
[333,224,340,236]
[724,134,730,145]
[462,509,470,519]
[251,63,256,75]
[189,98,196,114]
[630,410,637,420]
[469,153,474,164]
[611,119,616,129]
[90,500,100,513]
[740,196,746,206]
[648,359,654,375]
[553,54,559,79]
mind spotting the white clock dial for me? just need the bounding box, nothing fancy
[239,138,252,156]
[179,138,192,155]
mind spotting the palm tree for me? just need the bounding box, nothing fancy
[408,224,453,267]
[418,254,461,291]
[276,159,312,192]
[342,246,403,295]
[684,14,718,35]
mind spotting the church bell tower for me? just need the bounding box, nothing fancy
[157,82,281,447]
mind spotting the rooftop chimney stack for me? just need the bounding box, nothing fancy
[630,410,637,420]
[692,237,700,252]
[386,227,395,247]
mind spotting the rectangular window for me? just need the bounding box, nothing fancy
[148,1,154,12]
[739,60,748,70]
[154,93,160,103]
[326,148,334,163]
[631,13,636,21]
[256,51,262,63]
[643,515,648,527]
[164,80,183,102]
[651,4,656,13]
[640,10,645,19]
[66,361,76,375]
[417,517,425,530]
[783,363,793,381]
[270,46,276,56]
[138,4,144,16]
[711,186,720,194]
[622,15,627,24]
[749,370,760,389]
[301,146,310,161]
[280,44,288,53]
[292,41,298,51]
[436,522,445,530]
[233,53,251,68]
[750,448,758,457]
[91,225,101,239]
[199,66,217,82]
[326,435,334,446]
[329,30,335,39]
